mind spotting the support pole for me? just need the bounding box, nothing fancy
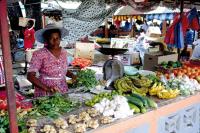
[105,18,109,38]
[0,0,18,133]
[178,0,184,60]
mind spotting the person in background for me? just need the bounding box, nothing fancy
[191,38,200,59]
[24,20,35,50]
[180,29,195,61]
[185,29,194,47]
[129,24,138,38]
[108,21,116,38]
[27,24,75,97]
[141,20,148,33]
[123,20,131,32]
[19,20,35,74]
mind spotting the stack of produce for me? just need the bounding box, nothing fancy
[161,74,200,96]
[93,95,133,119]
[0,91,33,133]
[114,75,152,96]
[0,90,32,110]
[149,81,180,99]
[127,93,157,114]
[159,61,182,69]
[30,93,80,118]
[71,58,92,68]
[85,91,119,107]
[96,38,110,44]
[75,69,99,92]
[157,62,200,80]
[26,107,113,133]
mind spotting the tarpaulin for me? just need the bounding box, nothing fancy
[62,0,119,44]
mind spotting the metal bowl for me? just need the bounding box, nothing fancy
[96,48,128,56]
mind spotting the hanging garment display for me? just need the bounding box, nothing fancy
[62,0,119,44]
[164,12,189,49]
[187,8,200,31]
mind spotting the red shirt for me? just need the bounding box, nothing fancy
[24,28,35,50]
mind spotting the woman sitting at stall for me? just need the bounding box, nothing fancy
[27,24,71,97]
[191,39,200,59]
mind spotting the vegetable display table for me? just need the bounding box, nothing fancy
[92,92,200,133]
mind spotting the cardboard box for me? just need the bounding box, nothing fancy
[143,51,178,71]
[113,52,140,66]
[19,17,35,27]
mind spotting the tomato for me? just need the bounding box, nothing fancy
[0,100,7,110]
[164,74,169,79]
[16,101,21,108]
[177,72,183,77]
[182,69,187,74]
[182,65,187,69]
[190,75,195,79]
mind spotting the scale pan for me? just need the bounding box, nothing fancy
[96,48,128,56]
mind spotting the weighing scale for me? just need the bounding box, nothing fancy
[96,48,128,90]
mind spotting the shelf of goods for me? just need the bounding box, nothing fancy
[92,93,200,133]
[2,66,200,133]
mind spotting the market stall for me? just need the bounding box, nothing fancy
[1,0,200,133]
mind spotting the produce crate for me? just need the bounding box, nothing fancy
[155,65,181,74]
[190,60,200,66]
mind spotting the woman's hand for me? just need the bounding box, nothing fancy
[46,86,60,93]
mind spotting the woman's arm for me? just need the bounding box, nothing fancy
[27,72,59,92]
[27,72,48,91]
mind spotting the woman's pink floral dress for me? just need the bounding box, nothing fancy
[28,48,68,97]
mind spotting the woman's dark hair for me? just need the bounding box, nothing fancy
[43,29,61,42]
[28,20,34,27]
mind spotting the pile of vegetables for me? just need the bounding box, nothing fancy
[127,93,157,114]
[94,95,133,119]
[85,91,120,107]
[0,91,32,110]
[76,69,99,91]
[30,93,80,118]
[71,58,92,68]
[161,74,200,96]
[159,61,182,69]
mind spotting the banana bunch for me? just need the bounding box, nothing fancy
[132,87,149,96]
[114,77,149,96]
[130,76,152,88]
[96,38,110,44]
[149,82,164,96]
[157,89,180,99]
[114,77,134,93]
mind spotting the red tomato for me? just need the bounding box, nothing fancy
[0,100,7,110]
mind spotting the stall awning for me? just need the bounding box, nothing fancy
[146,13,174,21]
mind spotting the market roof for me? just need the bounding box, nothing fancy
[114,5,144,15]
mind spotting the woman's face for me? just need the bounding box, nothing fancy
[47,32,61,49]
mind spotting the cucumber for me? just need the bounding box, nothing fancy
[126,96,144,108]
[140,106,147,113]
[128,103,140,113]
[131,93,148,108]
[144,97,157,108]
